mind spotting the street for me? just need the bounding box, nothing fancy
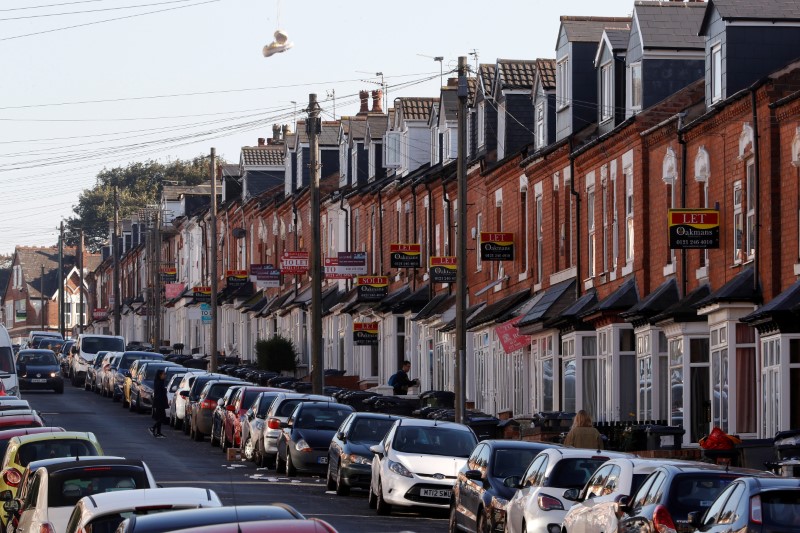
[21,385,447,533]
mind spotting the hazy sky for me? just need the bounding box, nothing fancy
[0,0,636,255]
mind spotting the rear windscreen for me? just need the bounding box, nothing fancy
[242,390,262,410]
[666,474,738,518]
[491,448,541,479]
[17,439,100,467]
[758,490,800,527]
[82,338,125,355]
[0,348,14,374]
[256,394,279,416]
[276,399,304,417]
[205,384,233,401]
[48,466,146,507]
[546,458,609,489]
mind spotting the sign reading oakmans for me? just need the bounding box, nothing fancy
[159,265,177,283]
[353,322,379,346]
[390,243,421,269]
[193,285,211,303]
[668,209,720,249]
[356,276,389,302]
[480,232,515,261]
[430,256,457,283]
[226,270,249,289]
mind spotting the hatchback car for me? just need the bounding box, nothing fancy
[98,353,121,397]
[123,355,166,408]
[241,391,282,463]
[0,411,45,432]
[0,427,64,478]
[222,386,282,451]
[687,476,800,533]
[259,393,334,468]
[189,380,242,441]
[84,350,109,392]
[16,350,63,394]
[505,447,634,533]
[450,440,559,533]
[369,418,479,515]
[183,374,241,436]
[326,412,401,496]
[210,385,243,448]
[617,462,772,533]
[115,504,306,532]
[129,362,184,413]
[112,351,164,404]
[276,401,355,476]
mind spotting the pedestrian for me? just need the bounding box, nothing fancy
[389,360,419,395]
[564,410,603,449]
[149,369,168,438]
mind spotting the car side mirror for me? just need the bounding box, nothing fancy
[369,443,385,458]
[562,488,581,502]
[464,469,483,481]
[687,511,703,528]
[3,500,19,514]
[614,495,631,517]
[503,475,521,489]
[336,431,345,441]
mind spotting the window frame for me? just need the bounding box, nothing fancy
[600,61,614,122]
[711,43,722,103]
[557,57,570,109]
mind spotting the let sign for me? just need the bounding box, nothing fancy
[668,209,720,249]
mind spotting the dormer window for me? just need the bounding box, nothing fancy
[497,101,506,160]
[339,143,349,184]
[629,62,642,113]
[600,62,613,122]
[477,102,486,149]
[368,143,376,181]
[431,128,440,165]
[711,43,722,103]
[557,57,570,109]
[383,131,401,169]
[535,102,545,148]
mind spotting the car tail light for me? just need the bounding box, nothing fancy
[750,494,762,524]
[39,523,56,533]
[2,468,21,487]
[652,504,677,533]
[201,399,216,410]
[267,418,281,430]
[537,493,564,511]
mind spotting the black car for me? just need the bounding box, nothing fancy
[58,341,75,376]
[618,463,772,533]
[112,351,165,402]
[129,362,185,413]
[182,373,240,436]
[688,476,800,533]
[277,401,355,476]
[449,439,559,533]
[116,504,304,533]
[16,349,64,394]
[326,412,401,495]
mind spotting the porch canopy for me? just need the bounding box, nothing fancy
[620,278,679,328]
[651,283,711,325]
[580,276,639,323]
[411,293,453,322]
[741,277,800,333]
[516,278,576,335]
[696,266,761,310]
[545,288,598,332]
[466,288,531,331]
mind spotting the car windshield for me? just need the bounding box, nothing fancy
[85,506,191,533]
[546,458,609,489]
[393,426,477,457]
[349,418,396,444]
[48,466,146,507]
[0,348,14,373]
[491,448,541,479]
[204,383,233,401]
[17,439,100,467]
[666,474,739,518]
[18,352,57,365]
[295,406,351,430]
[144,365,167,379]
[82,338,125,355]
[39,340,64,351]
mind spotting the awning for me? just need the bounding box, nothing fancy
[651,284,710,324]
[375,287,411,313]
[440,302,487,333]
[620,278,679,327]
[218,283,255,305]
[579,276,639,322]
[411,293,454,322]
[466,288,531,331]
[236,290,265,311]
[696,267,761,309]
[390,285,430,314]
[321,286,341,316]
[545,288,598,331]
[741,277,800,333]
[258,290,293,317]
[516,279,576,333]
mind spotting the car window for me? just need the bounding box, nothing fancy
[760,490,800,527]
[256,394,278,417]
[348,417,395,444]
[523,455,546,488]
[295,406,352,430]
[547,458,608,489]
[584,464,612,499]
[467,444,484,471]
[23,471,42,509]
[82,338,125,354]
[241,390,263,410]
[603,465,622,495]
[18,352,57,365]
[717,481,745,525]
[491,448,540,480]
[703,482,737,526]
[17,439,100,467]
[392,426,476,457]
[276,399,304,417]
[47,467,147,507]
[476,444,491,475]
[0,348,15,373]
[666,474,737,518]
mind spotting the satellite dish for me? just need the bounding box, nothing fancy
[263,29,294,58]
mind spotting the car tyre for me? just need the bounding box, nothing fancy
[210,425,219,447]
[368,486,377,509]
[243,437,255,460]
[375,479,391,516]
[193,424,204,441]
[476,508,489,533]
[326,462,337,491]
[276,451,286,473]
[448,504,459,533]
[183,417,191,435]
[54,383,64,394]
[285,451,296,477]
[335,466,350,496]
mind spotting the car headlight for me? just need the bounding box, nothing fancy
[348,453,372,466]
[295,439,312,452]
[6,387,18,396]
[50,372,57,378]
[387,460,412,478]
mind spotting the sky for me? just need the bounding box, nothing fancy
[0,0,636,255]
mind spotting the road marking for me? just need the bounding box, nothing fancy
[159,480,322,487]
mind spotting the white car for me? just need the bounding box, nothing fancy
[560,457,683,533]
[64,487,222,533]
[168,371,203,429]
[369,418,478,515]
[8,457,157,533]
[505,448,634,533]
[241,391,282,463]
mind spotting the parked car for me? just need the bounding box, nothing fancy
[189,380,242,441]
[115,504,307,533]
[16,349,64,394]
[6,456,156,533]
[687,476,800,533]
[560,457,681,533]
[326,412,401,496]
[617,462,772,533]
[0,428,64,475]
[210,385,243,448]
[167,519,339,533]
[369,418,479,515]
[222,386,282,451]
[182,373,241,436]
[58,341,75,377]
[129,362,184,413]
[449,440,560,533]
[241,392,282,463]
[276,401,355,477]
[505,448,634,533]
[64,486,223,533]
[84,350,109,392]
[259,393,334,468]
[0,400,30,412]
[69,334,125,387]
[169,373,200,430]
[166,370,201,417]
[36,338,66,356]
[122,355,167,408]
[96,352,120,396]
[0,411,45,433]
[0,327,20,398]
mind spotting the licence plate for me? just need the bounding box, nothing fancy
[420,488,451,499]
[318,457,328,464]
[31,379,47,383]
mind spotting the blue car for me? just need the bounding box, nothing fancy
[16,350,64,394]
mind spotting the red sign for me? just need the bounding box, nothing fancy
[92,308,109,321]
[495,316,531,354]
[226,270,249,288]
[430,256,457,283]
[280,251,309,274]
[390,243,422,269]
[480,232,515,261]
[193,285,211,302]
[165,283,185,300]
[324,258,351,279]
[353,321,379,346]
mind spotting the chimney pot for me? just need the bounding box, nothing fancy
[371,90,383,113]
[272,124,281,142]
[358,90,370,114]
[282,124,292,136]
[257,138,266,146]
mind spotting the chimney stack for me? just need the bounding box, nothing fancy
[282,124,293,137]
[272,124,282,143]
[371,90,383,113]
[257,137,266,146]
[358,90,370,114]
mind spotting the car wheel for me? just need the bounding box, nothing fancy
[335,466,350,496]
[476,508,489,533]
[375,479,392,515]
[368,485,377,509]
[210,425,219,447]
[448,503,459,533]
[183,417,191,435]
[244,437,255,460]
[129,395,137,412]
[112,392,120,403]
[221,433,228,452]
[174,416,183,430]
[326,462,337,491]
[285,451,296,477]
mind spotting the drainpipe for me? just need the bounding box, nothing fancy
[677,112,688,297]
[292,197,299,289]
[338,193,350,291]
[441,181,452,256]
[377,189,385,274]
[751,89,761,293]
[424,182,435,300]
[568,135,582,299]
[411,181,419,292]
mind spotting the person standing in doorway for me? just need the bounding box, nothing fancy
[390,360,419,395]
[149,369,168,438]
[564,410,603,449]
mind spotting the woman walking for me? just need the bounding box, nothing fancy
[149,369,168,438]
[564,410,603,449]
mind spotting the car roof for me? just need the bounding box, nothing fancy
[18,349,59,355]
[26,456,128,471]
[294,401,353,410]
[348,412,402,421]
[13,431,96,444]
[542,447,635,459]
[123,351,163,358]
[0,427,64,440]
[79,487,220,515]
[395,418,472,430]
[742,476,800,490]
[0,410,39,417]
[121,504,303,532]
[170,519,334,533]
[480,439,560,451]
[655,461,772,476]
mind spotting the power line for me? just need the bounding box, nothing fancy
[0,0,102,12]
[0,0,198,21]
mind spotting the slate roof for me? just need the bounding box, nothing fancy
[545,288,598,329]
[634,1,706,49]
[399,98,438,122]
[221,164,241,178]
[162,183,214,200]
[696,267,761,308]
[439,86,459,120]
[295,121,341,146]
[241,146,284,167]
[587,276,639,316]
[14,246,97,299]
[478,64,496,96]
[536,59,556,91]
[704,0,800,22]
[561,16,632,43]
[495,59,537,90]
[345,116,367,141]
[651,283,710,324]
[620,278,680,325]
[366,115,389,140]
[741,277,800,324]
[517,279,576,328]
[604,28,630,51]
[467,289,531,331]
[411,293,453,322]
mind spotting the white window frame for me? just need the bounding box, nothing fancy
[629,62,642,113]
[476,212,483,272]
[612,163,619,271]
[383,131,401,169]
[587,186,596,278]
[477,101,486,149]
[431,127,439,166]
[557,57,570,109]
[536,101,545,148]
[711,43,722,103]
[368,142,376,181]
[497,101,507,160]
[600,61,613,122]
[745,159,755,261]
[625,167,634,266]
[602,172,609,273]
[521,186,529,281]
[733,180,744,264]
[536,194,543,284]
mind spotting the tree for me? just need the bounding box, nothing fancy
[255,335,299,374]
[64,156,218,252]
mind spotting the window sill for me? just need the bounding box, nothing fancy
[663,263,676,276]
[696,266,708,280]
[621,262,633,277]
[518,272,528,282]
[534,282,542,292]
[794,263,800,276]
[583,278,594,290]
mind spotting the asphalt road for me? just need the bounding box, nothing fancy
[22,384,448,533]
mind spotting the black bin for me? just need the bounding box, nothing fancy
[645,425,685,451]
[418,390,455,409]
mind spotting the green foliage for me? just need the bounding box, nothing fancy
[255,335,299,373]
[64,156,218,252]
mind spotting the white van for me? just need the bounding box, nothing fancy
[0,325,19,396]
[70,334,125,387]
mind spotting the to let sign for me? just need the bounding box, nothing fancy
[356,276,389,302]
[281,251,309,274]
[193,285,211,303]
[353,322,379,346]
[226,270,249,289]
[668,209,720,249]
[390,243,421,269]
[480,232,515,261]
[430,256,457,284]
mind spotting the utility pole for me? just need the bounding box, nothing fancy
[40,265,46,330]
[154,208,162,349]
[113,186,121,336]
[308,93,324,395]
[58,222,65,338]
[209,148,218,372]
[455,56,468,424]
[79,229,84,334]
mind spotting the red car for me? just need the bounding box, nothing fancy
[0,412,44,431]
[222,386,284,450]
